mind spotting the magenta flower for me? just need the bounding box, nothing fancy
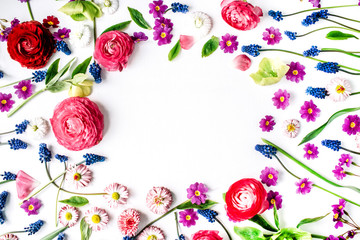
[154,17,173,30]
[303,143,319,160]
[286,62,306,83]
[20,197,41,216]
[0,92,15,112]
[333,165,346,180]
[131,32,148,43]
[186,182,208,205]
[259,115,275,132]
[260,167,278,187]
[342,115,360,136]
[272,89,290,110]
[331,199,346,214]
[11,18,20,28]
[153,28,173,46]
[219,34,239,54]
[299,100,320,122]
[295,178,313,195]
[267,190,282,210]
[0,27,11,42]
[149,0,168,18]
[53,28,71,41]
[262,27,282,45]
[179,209,198,227]
[14,80,34,99]
[338,154,352,167]
[333,210,343,229]
[309,0,321,8]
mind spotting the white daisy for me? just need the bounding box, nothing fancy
[27,117,49,139]
[103,183,129,208]
[94,0,119,15]
[138,226,165,240]
[84,207,109,232]
[58,205,80,228]
[0,234,18,240]
[69,24,92,48]
[283,119,300,138]
[146,186,173,215]
[66,164,92,189]
[185,11,212,39]
[326,77,351,102]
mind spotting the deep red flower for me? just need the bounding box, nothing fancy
[43,15,60,28]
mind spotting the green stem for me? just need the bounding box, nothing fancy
[0,130,15,136]
[311,234,328,239]
[339,69,360,75]
[26,1,34,21]
[329,13,360,24]
[91,0,97,46]
[282,5,358,17]
[174,212,181,237]
[0,180,15,185]
[321,48,360,59]
[260,49,326,62]
[322,18,360,33]
[344,210,360,228]
[0,231,26,236]
[165,8,173,13]
[55,162,67,227]
[216,218,232,240]
[0,80,24,89]
[7,88,46,118]
[352,161,360,167]
[341,147,360,155]
[345,171,360,178]
[297,26,360,37]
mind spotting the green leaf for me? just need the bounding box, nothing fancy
[168,40,181,61]
[71,73,88,85]
[326,31,358,40]
[59,196,89,207]
[128,7,152,30]
[176,200,217,210]
[101,21,132,35]
[46,58,75,87]
[72,57,92,78]
[40,226,68,240]
[45,58,60,85]
[46,81,71,93]
[234,226,265,240]
[296,212,330,228]
[299,107,360,145]
[273,205,280,230]
[71,14,87,21]
[270,228,311,240]
[201,36,219,58]
[59,1,84,16]
[81,1,102,20]
[222,193,226,202]
[249,215,278,232]
[59,1,102,21]
[80,217,92,240]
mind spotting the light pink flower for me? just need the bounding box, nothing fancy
[146,186,173,215]
[138,226,165,240]
[104,183,129,208]
[16,170,40,200]
[117,208,141,236]
[84,207,109,232]
[59,205,80,227]
[66,164,92,189]
[233,54,251,71]
[0,234,18,240]
[180,35,195,50]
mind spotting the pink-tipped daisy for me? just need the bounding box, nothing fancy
[0,234,18,240]
[146,186,173,215]
[58,205,80,228]
[104,183,129,208]
[138,226,165,240]
[84,207,109,232]
[66,164,92,189]
[117,208,141,236]
[283,119,300,138]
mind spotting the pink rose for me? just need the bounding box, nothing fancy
[192,230,223,240]
[50,97,104,151]
[221,0,263,31]
[94,30,135,72]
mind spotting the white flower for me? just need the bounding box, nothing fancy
[146,186,172,215]
[185,11,212,39]
[326,77,351,102]
[27,117,49,139]
[59,205,80,228]
[94,0,119,15]
[283,119,300,138]
[66,164,92,189]
[69,24,92,48]
[84,207,109,232]
[138,226,165,240]
[103,183,129,208]
[0,234,18,240]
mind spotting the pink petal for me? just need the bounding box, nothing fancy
[220,0,235,8]
[233,54,252,71]
[253,6,263,17]
[16,170,40,200]
[180,35,195,50]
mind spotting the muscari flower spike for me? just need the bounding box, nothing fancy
[0,211,4,224]
[57,232,65,240]
[284,31,297,40]
[171,2,189,13]
[197,209,218,223]
[24,220,44,235]
[268,10,283,21]
[55,154,68,163]
[89,62,102,84]
[1,171,17,181]
[56,41,71,55]
[303,46,320,57]
[8,138,28,150]
[316,62,340,74]
[32,70,47,83]
[39,143,52,163]
[255,144,277,159]
[0,71,4,79]
[15,119,29,134]
[123,236,134,240]
[242,44,262,57]
[321,139,341,151]
[302,10,329,27]
[0,191,9,210]
[83,153,105,165]
[306,87,327,99]
[178,235,185,240]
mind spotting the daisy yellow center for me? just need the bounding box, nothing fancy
[300,183,305,188]
[268,174,273,179]
[28,205,34,211]
[147,235,158,240]
[112,192,120,200]
[65,212,73,221]
[154,196,164,205]
[61,35,65,39]
[265,121,269,126]
[336,85,345,94]
[155,6,160,11]
[308,108,313,114]
[271,199,275,205]
[32,125,38,132]
[48,21,54,25]
[270,34,275,39]
[307,150,312,155]
[104,0,112,7]
[22,86,27,92]
[161,32,166,38]
[195,190,201,196]
[292,70,298,75]
[280,96,285,102]
[194,17,204,28]
[334,213,339,219]
[226,40,232,47]
[73,173,81,181]
[186,215,191,220]
[287,124,296,132]
[350,122,356,128]
[1,100,6,105]
[91,214,101,224]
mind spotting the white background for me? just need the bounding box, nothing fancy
[1,0,360,239]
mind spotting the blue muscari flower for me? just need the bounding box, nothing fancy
[8,138,27,150]
[179,234,185,240]
[56,41,71,55]
[123,237,134,240]
[0,71,3,79]
[197,209,218,223]
[302,10,328,26]
[15,119,29,134]
[32,70,47,83]
[0,191,8,210]
[284,31,297,40]
[57,232,66,240]
[306,87,327,99]
[241,44,262,57]
[24,220,44,235]
[316,62,340,74]
[1,171,17,181]
[303,46,320,57]
[39,143,52,163]
[255,144,277,159]
[83,153,105,165]
[89,62,102,84]
[0,211,4,225]
[171,2,189,13]
[268,10,283,21]
[321,139,341,151]
[55,154,68,163]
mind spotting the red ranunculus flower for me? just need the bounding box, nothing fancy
[50,97,104,151]
[221,0,263,31]
[7,21,55,69]
[225,178,269,222]
[192,230,223,240]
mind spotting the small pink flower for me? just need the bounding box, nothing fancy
[16,170,40,200]
[118,208,141,236]
[138,226,165,240]
[59,205,80,227]
[272,89,290,110]
[146,186,173,214]
[180,35,195,50]
[0,234,18,240]
[20,197,41,216]
[233,54,251,71]
[103,183,129,208]
[84,207,109,232]
[262,27,282,45]
[66,164,92,189]
[299,100,320,122]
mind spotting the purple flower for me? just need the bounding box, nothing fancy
[219,34,239,54]
[333,165,346,180]
[154,17,173,30]
[295,178,313,195]
[131,32,148,43]
[53,28,71,41]
[18,0,28,2]
[260,167,279,187]
[0,27,11,42]
[331,199,346,214]
[309,0,321,8]
[286,62,306,83]
[299,100,320,122]
[153,28,173,46]
[0,93,15,112]
[149,0,168,19]
[333,210,343,229]
[11,18,20,28]
[262,27,282,45]
[339,154,352,167]
[14,80,34,99]
[272,89,290,110]
[303,143,319,160]
[179,209,198,227]
[267,190,282,210]
[342,115,360,136]
[347,231,356,239]
[20,197,42,216]
[187,182,208,205]
[259,115,275,132]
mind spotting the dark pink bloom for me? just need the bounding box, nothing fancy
[262,27,282,45]
[0,27,11,42]
[342,115,360,136]
[11,18,20,28]
[299,100,320,122]
[154,17,173,30]
[338,154,352,167]
[260,167,278,187]
[153,28,173,46]
[233,54,251,71]
[259,115,275,132]
[272,89,290,110]
[219,33,239,53]
[267,190,282,210]
[303,143,319,160]
[333,165,346,180]
[14,80,34,99]
[20,197,41,215]
[331,199,346,214]
[43,16,59,28]
[295,178,313,195]
[309,0,321,8]
[286,62,306,83]
[179,209,198,227]
[187,182,208,205]
[131,32,148,43]
[53,28,71,41]
[16,170,40,200]
[0,92,15,112]
[333,210,343,229]
[149,0,168,18]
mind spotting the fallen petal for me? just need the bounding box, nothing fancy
[233,54,252,71]
[16,170,40,200]
[180,35,195,50]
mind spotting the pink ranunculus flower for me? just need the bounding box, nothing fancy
[221,0,263,31]
[50,97,104,151]
[192,230,223,240]
[16,170,40,200]
[94,30,135,72]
